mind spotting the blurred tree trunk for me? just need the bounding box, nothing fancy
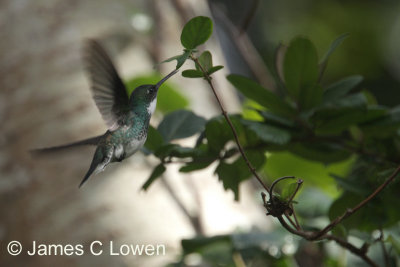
[0,1,269,266]
[0,1,193,266]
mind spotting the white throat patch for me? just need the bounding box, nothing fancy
[147,98,157,115]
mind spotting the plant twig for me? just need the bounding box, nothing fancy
[284,211,299,230]
[290,203,301,230]
[191,55,270,193]
[287,178,303,204]
[239,0,260,35]
[311,165,400,240]
[287,179,302,230]
[269,176,295,196]
[170,0,194,24]
[275,214,378,267]
[325,235,378,267]
[377,229,390,267]
[160,176,204,235]
[148,0,163,71]
[209,4,276,91]
[261,166,400,267]
[272,165,400,266]
[190,46,400,267]
[276,215,309,237]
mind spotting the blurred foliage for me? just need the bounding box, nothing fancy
[264,152,354,196]
[244,0,400,107]
[137,15,400,266]
[167,229,299,267]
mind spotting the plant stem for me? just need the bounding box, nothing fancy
[378,229,390,267]
[189,51,400,267]
[312,165,400,240]
[276,215,378,267]
[239,0,260,35]
[191,55,270,192]
[325,235,378,267]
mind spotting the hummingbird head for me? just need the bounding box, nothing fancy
[130,69,178,114]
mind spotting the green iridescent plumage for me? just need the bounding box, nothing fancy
[32,40,178,187]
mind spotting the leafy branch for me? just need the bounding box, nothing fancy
[190,38,400,266]
[145,15,400,266]
[261,165,400,267]
[189,54,270,193]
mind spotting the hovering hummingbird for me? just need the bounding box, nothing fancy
[32,40,178,187]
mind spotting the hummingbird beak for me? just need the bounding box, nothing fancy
[155,69,179,89]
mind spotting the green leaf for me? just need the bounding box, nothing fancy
[197,50,212,71]
[330,174,370,195]
[181,16,213,49]
[315,106,387,134]
[315,93,368,118]
[323,75,363,102]
[179,144,217,172]
[265,152,354,196]
[182,235,232,254]
[144,126,164,152]
[329,185,400,231]
[180,160,215,172]
[126,74,189,113]
[157,110,207,142]
[205,115,244,152]
[157,85,189,113]
[162,50,191,69]
[361,106,400,137]
[142,163,166,191]
[281,182,299,201]
[327,192,389,231]
[154,144,200,159]
[258,111,296,128]
[216,150,266,200]
[320,33,349,65]
[362,89,378,105]
[305,84,323,110]
[311,93,368,131]
[241,120,291,145]
[289,143,351,164]
[208,65,224,75]
[331,224,348,240]
[182,235,234,266]
[205,116,233,152]
[227,74,295,117]
[328,193,363,230]
[205,115,261,154]
[283,37,320,109]
[182,69,204,78]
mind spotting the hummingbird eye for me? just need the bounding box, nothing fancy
[148,87,156,95]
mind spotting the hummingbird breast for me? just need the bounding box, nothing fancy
[110,116,149,161]
[123,134,147,157]
[112,132,147,160]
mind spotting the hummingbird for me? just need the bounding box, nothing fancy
[32,40,178,187]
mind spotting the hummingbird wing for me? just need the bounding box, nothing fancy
[84,40,130,130]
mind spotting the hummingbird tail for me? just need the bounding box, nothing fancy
[79,145,113,188]
[30,135,103,155]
